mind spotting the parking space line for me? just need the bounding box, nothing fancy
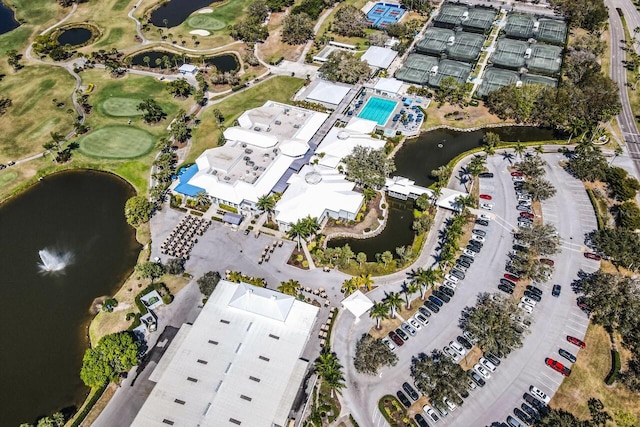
[564,324,585,334]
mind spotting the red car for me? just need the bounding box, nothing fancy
[567,336,586,349]
[480,194,493,200]
[584,252,601,261]
[504,273,520,282]
[511,171,524,177]
[520,212,534,219]
[546,358,572,376]
[577,300,591,314]
[389,331,404,347]
[540,258,555,266]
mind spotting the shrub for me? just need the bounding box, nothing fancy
[219,203,238,213]
[605,349,621,385]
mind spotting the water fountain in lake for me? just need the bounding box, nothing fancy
[38,248,72,272]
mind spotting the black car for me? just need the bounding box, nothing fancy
[500,278,516,288]
[552,284,562,297]
[472,229,487,237]
[457,335,473,350]
[559,348,577,363]
[440,286,455,297]
[468,239,483,248]
[395,328,409,341]
[526,285,543,296]
[414,414,430,427]
[507,415,523,427]
[457,259,471,268]
[524,291,541,302]
[450,269,465,280]
[418,306,432,317]
[516,205,532,213]
[466,244,481,253]
[523,393,548,416]
[433,290,451,303]
[424,300,440,313]
[521,403,540,421]
[498,284,514,294]
[479,172,494,178]
[403,382,420,400]
[505,266,522,276]
[514,407,533,426]
[396,390,411,407]
[470,371,486,387]
[476,219,490,226]
[460,254,474,264]
[484,352,501,366]
[429,295,444,307]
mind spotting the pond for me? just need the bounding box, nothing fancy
[0,170,141,426]
[327,126,557,259]
[0,0,20,35]
[56,27,93,47]
[129,50,239,73]
[150,0,222,28]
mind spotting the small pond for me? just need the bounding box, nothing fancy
[56,27,93,47]
[328,126,558,259]
[150,0,222,28]
[130,50,239,73]
[0,170,141,426]
[0,0,20,35]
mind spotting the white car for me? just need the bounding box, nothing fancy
[471,234,486,243]
[462,249,477,258]
[468,379,477,390]
[518,200,532,206]
[415,313,430,327]
[518,222,532,229]
[521,297,537,307]
[480,202,494,211]
[479,213,492,221]
[402,322,417,336]
[382,337,396,351]
[443,280,457,290]
[518,302,533,314]
[450,341,467,356]
[409,318,422,331]
[423,405,440,423]
[443,397,457,411]
[463,331,478,344]
[530,386,551,404]
[513,176,526,182]
[445,274,460,284]
[444,346,463,362]
[479,357,497,372]
[518,195,532,202]
[474,364,491,379]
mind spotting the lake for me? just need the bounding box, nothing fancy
[0,0,20,35]
[149,0,221,28]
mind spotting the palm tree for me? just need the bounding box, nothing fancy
[513,142,526,159]
[455,194,475,214]
[257,194,275,221]
[385,292,403,318]
[409,267,440,299]
[534,145,544,156]
[356,252,367,267]
[341,278,358,296]
[403,281,421,309]
[358,273,374,292]
[143,56,151,68]
[369,301,389,330]
[287,220,306,250]
[315,351,345,397]
[610,145,624,165]
[277,279,299,296]
[466,155,486,191]
[431,165,452,182]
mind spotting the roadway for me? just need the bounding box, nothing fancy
[333,152,598,426]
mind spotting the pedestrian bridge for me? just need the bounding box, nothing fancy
[384,176,468,212]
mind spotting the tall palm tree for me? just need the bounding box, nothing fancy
[341,278,358,296]
[287,220,307,250]
[301,216,320,238]
[534,145,544,156]
[369,301,389,330]
[385,292,403,318]
[410,267,440,299]
[315,351,345,397]
[403,281,421,309]
[358,273,374,292]
[455,194,475,214]
[513,142,526,159]
[466,155,486,192]
[277,279,299,296]
[256,194,275,221]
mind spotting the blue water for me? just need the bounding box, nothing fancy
[358,97,398,126]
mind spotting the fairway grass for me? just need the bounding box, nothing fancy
[186,14,226,31]
[79,126,155,159]
[0,171,18,189]
[101,97,144,117]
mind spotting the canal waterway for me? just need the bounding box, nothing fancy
[0,171,141,426]
[129,50,239,73]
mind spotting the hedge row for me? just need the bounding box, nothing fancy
[605,349,621,385]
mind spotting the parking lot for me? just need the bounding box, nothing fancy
[335,152,599,426]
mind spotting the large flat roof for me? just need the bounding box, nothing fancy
[306,80,352,105]
[132,280,319,427]
[361,46,398,69]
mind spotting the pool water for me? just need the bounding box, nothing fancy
[358,97,398,126]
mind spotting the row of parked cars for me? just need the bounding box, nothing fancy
[497,386,552,427]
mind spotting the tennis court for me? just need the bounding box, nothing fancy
[476,67,519,98]
[536,19,567,45]
[358,96,399,126]
[429,59,471,87]
[504,13,536,39]
[433,3,467,27]
[526,44,562,74]
[491,38,528,69]
[366,2,406,28]
[463,7,498,32]
[448,31,485,62]
[395,54,439,85]
[522,74,558,87]
[416,27,455,55]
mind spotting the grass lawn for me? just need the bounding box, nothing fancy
[422,102,504,130]
[186,14,226,31]
[0,65,76,162]
[78,125,155,159]
[68,0,139,52]
[552,323,640,424]
[100,97,144,117]
[187,76,306,163]
[0,0,63,55]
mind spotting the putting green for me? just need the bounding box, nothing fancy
[187,14,226,31]
[79,126,155,159]
[101,97,144,117]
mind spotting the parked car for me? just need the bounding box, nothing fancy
[474,364,491,379]
[552,284,562,297]
[424,300,440,313]
[514,407,534,426]
[463,248,477,257]
[470,371,486,387]
[584,252,601,260]
[443,280,457,290]
[423,405,440,423]
[443,397,457,412]
[444,345,463,361]
[450,341,467,356]
[397,390,412,407]
[523,393,548,416]
[513,176,526,182]
[520,212,534,219]
[409,318,422,331]
[472,229,487,237]
[476,219,490,226]
[567,335,586,349]
[457,335,473,349]
[457,258,471,269]
[471,234,486,243]
[450,269,465,280]
[479,172,494,178]
[577,300,591,314]
[454,263,468,272]
[389,331,404,346]
[546,358,571,376]
[518,221,533,229]
[524,290,541,302]
[504,273,520,282]
[518,302,533,314]
[433,290,451,303]
[526,285,543,295]
[463,331,478,344]
[498,284,514,294]
[500,278,516,288]
[403,382,420,400]
[511,171,524,177]
[516,205,533,213]
[395,328,409,341]
[529,386,551,404]
[480,194,493,200]
[429,295,444,307]
[382,337,396,351]
[540,258,554,266]
[468,239,483,249]
[480,202,494,210]
[414,414,430,427]
[559,348,577,363]
[479,357,497,372]
[521,402,540,421]
[484,352,501,366]
[507,415,522,427]
[460,254,475,264]
[415,313,430,327]
[521,297,537,307]
[418,306,432,317]
[445,274,460,283]
[402,322,417,336]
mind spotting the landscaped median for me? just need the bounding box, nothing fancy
[378,395,417,427]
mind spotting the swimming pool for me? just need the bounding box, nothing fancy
[358,97,398,126]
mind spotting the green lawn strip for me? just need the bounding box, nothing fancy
[187,76,306,164]
[78,125,155,159]
[0,170,18,188]
[378,395,417,427]
[94,27,125,47]
[111,0,133,11]
[100,97,144,117]
[186,14,227,31]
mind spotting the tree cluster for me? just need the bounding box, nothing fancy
[169,109,191,143]
[411,350,468,405]
[548,0,607,32]
[332,6,367,37]
[291,0,335,20]
[287,216,320,249]
[150,137,178,203]
[137,98,166,123]
[210,70,240,86]
[80,332,140,389]
[6,49,22,71]
[314,351,346,396]
[32,34,70,61]
[229,1,269,42]
[282,13,315,45]
[353,334,398,375]
[536,397,611,427]
[197,271,222,296]
[135,261,165,282]
[0,96,12,116]
[516,156,557,201]
[399,0,432,13]
[342,145,396,188]
[435,76,470,107]
[124,195,154,227]
[167,78,193,98]
[437,213,467,268]
[319,50,371,84]
[266,0,294,11]
[341,273,374,295]
[591,228,640,269]
[19,412,65,427]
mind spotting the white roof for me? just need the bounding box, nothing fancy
[280,139,309,157]
[345,117,378,134]
[274,165,364,225]
[384,176,432,198]
[437,187,468,212]
[374,77,403,94]
[132,280,319,427]
[306,81,352,105]
[224,127,278,148]
[362,46,398,69]
[341,290,374,319]
[178,64,198,72]
[314,120,385,169]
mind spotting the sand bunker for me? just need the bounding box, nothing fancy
[197,8,213,13]
[189,29,211,36]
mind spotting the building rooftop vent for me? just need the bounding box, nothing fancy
[305,171,322,185]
